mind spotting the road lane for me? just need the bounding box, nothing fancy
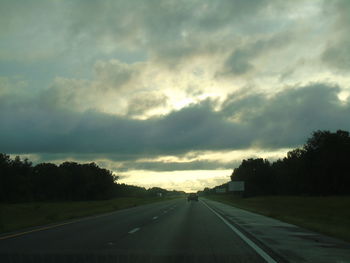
[0,198,270,262]
[112,199,266,262]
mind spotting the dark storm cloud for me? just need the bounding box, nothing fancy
[0,100,246,155]
[1,82,349,159]
[233,83,350,148]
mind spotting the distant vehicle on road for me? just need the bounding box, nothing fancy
[187,193,198,201]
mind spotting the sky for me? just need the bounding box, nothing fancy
[1,0,350,192]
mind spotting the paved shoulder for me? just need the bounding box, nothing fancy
[203,198,350,263]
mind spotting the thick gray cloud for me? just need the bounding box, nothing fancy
[1,82,349,158]
[322,0,350,71]
[127,92,168,117]
[0,99,243,155]
[93,60,139,91]
[0,0,297,66]
[239,84,350,148]
[119,160,236,172]
[220,31,292,76]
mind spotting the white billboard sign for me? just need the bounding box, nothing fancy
[228,181,245,192]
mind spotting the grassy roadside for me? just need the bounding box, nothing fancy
[205,195,350,242]
[0,196,183,234]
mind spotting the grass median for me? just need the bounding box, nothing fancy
[0,196,183,234]
[205,194,350,242]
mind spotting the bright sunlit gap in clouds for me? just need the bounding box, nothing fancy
[118,170,232,193]
[1,0,350,192]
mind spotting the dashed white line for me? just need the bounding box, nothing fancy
[153,216,158,220]
[128,227,140,234]
[201,201,277,263]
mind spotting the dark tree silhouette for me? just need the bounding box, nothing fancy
[0,154,33,202]
[229,129,350,196]
[302,130,350,195]
[231,158,273,196]
[0,153,184,203]
[0,155,117,202]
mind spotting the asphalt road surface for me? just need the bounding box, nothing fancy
[0,198,279,263]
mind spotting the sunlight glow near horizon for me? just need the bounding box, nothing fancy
[118,169,232,193]
[11,148,291,191]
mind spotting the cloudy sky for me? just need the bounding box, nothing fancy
[1,0,350,192]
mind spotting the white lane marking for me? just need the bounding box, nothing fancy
[201,201,277,263]
[128,227,140,234]
[153,216,158,220]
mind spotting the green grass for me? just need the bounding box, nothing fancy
[206,195,350,242]
[0,196,181,234]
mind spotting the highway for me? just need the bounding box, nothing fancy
[0,198,275,263]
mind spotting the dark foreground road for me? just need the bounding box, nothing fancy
[0,198,276,263]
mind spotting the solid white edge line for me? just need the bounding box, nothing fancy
[201,200,277,263]
[128,227,140,234]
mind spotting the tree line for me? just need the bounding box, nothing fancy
[203,130,350,197]
[0,155,184,203]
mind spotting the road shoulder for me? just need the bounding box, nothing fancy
[202,198,350,263]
